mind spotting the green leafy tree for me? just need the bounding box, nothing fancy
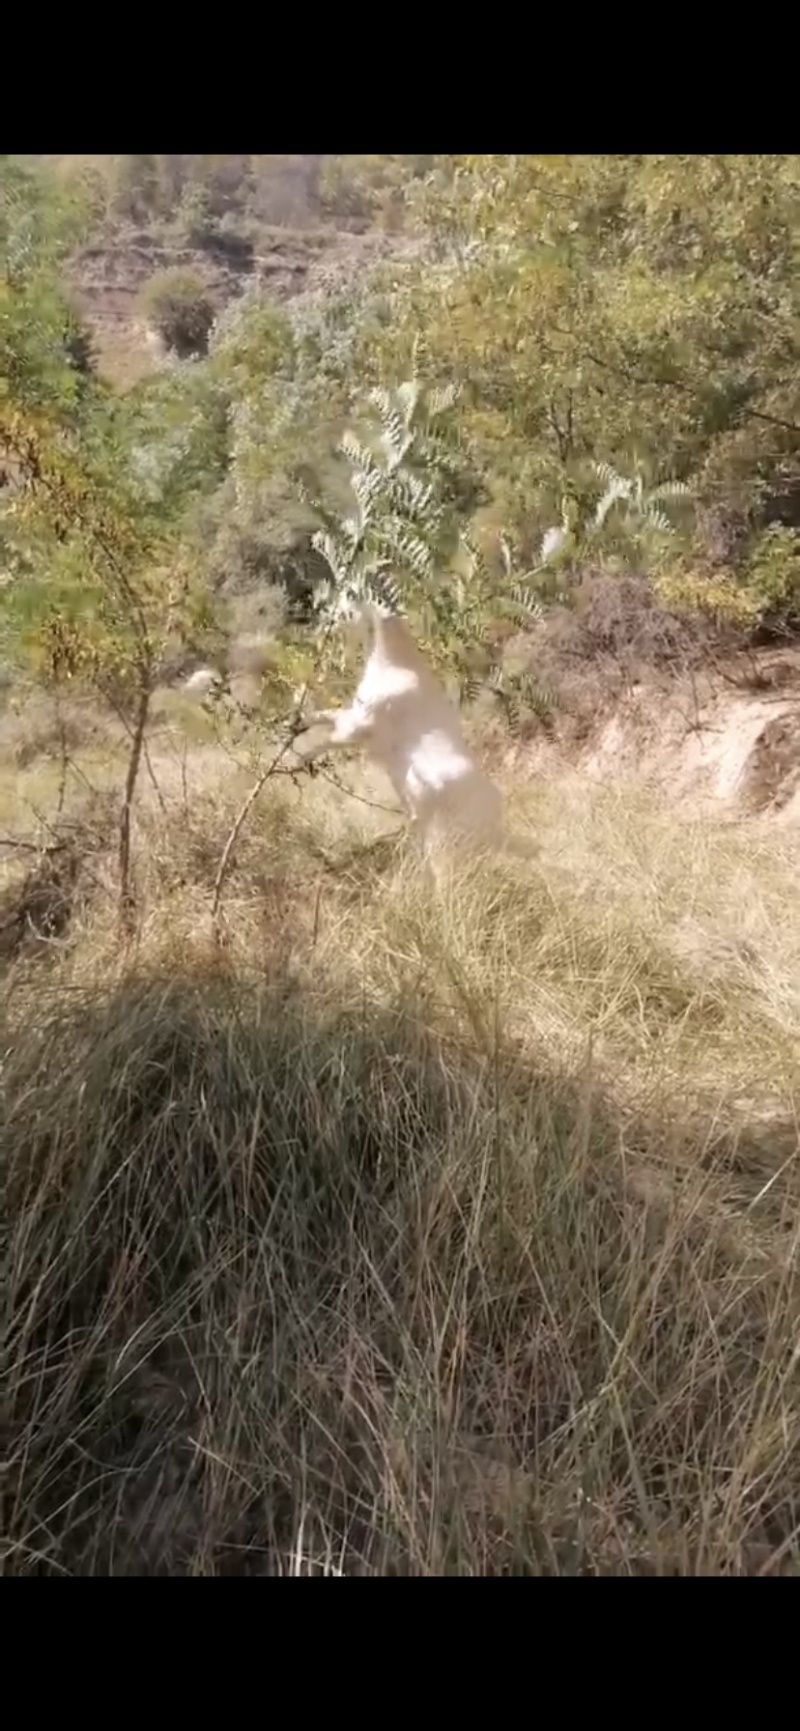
[1,156,94,417]
[1,395,222,925]
[301,373,552,731]
[371,155,800,625]
[1,164,223,928]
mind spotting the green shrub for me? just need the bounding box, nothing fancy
[108,154,160,222]
[63,308,95,378]
[140,269,216,358]
[743,525,800,628]
[177,181,217,246]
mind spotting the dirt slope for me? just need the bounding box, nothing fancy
[508,646,800,826]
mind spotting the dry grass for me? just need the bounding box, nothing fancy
[3,729,799,1575]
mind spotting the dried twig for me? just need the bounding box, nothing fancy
[211,723,305,935]
[311,760,403,818]
[211,619,339,935]
[0,835,69,854]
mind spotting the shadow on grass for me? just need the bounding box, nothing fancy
[4,968,799,1577]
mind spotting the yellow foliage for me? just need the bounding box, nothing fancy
[655,564,760,626]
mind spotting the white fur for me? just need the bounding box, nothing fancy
[183,667,221,698]
[294,606,506,866]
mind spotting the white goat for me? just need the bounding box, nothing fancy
[292,604,506,866]
[183,667,222,698]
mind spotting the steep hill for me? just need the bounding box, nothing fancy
[68,222,404,387]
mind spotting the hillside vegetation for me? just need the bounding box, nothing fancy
[2,153,799,1576]
[27,155,426,387]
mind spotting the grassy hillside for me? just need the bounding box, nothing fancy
[4,729,799,1575]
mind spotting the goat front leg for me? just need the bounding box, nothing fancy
[291,702,374,754]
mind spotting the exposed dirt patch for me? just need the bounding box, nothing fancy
[499,645,800,826]
[578,648,800,820]
[740,712,800,814]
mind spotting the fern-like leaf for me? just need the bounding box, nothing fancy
[649,479,692,503]
[458,672,483,707]
[509,584,544,623]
